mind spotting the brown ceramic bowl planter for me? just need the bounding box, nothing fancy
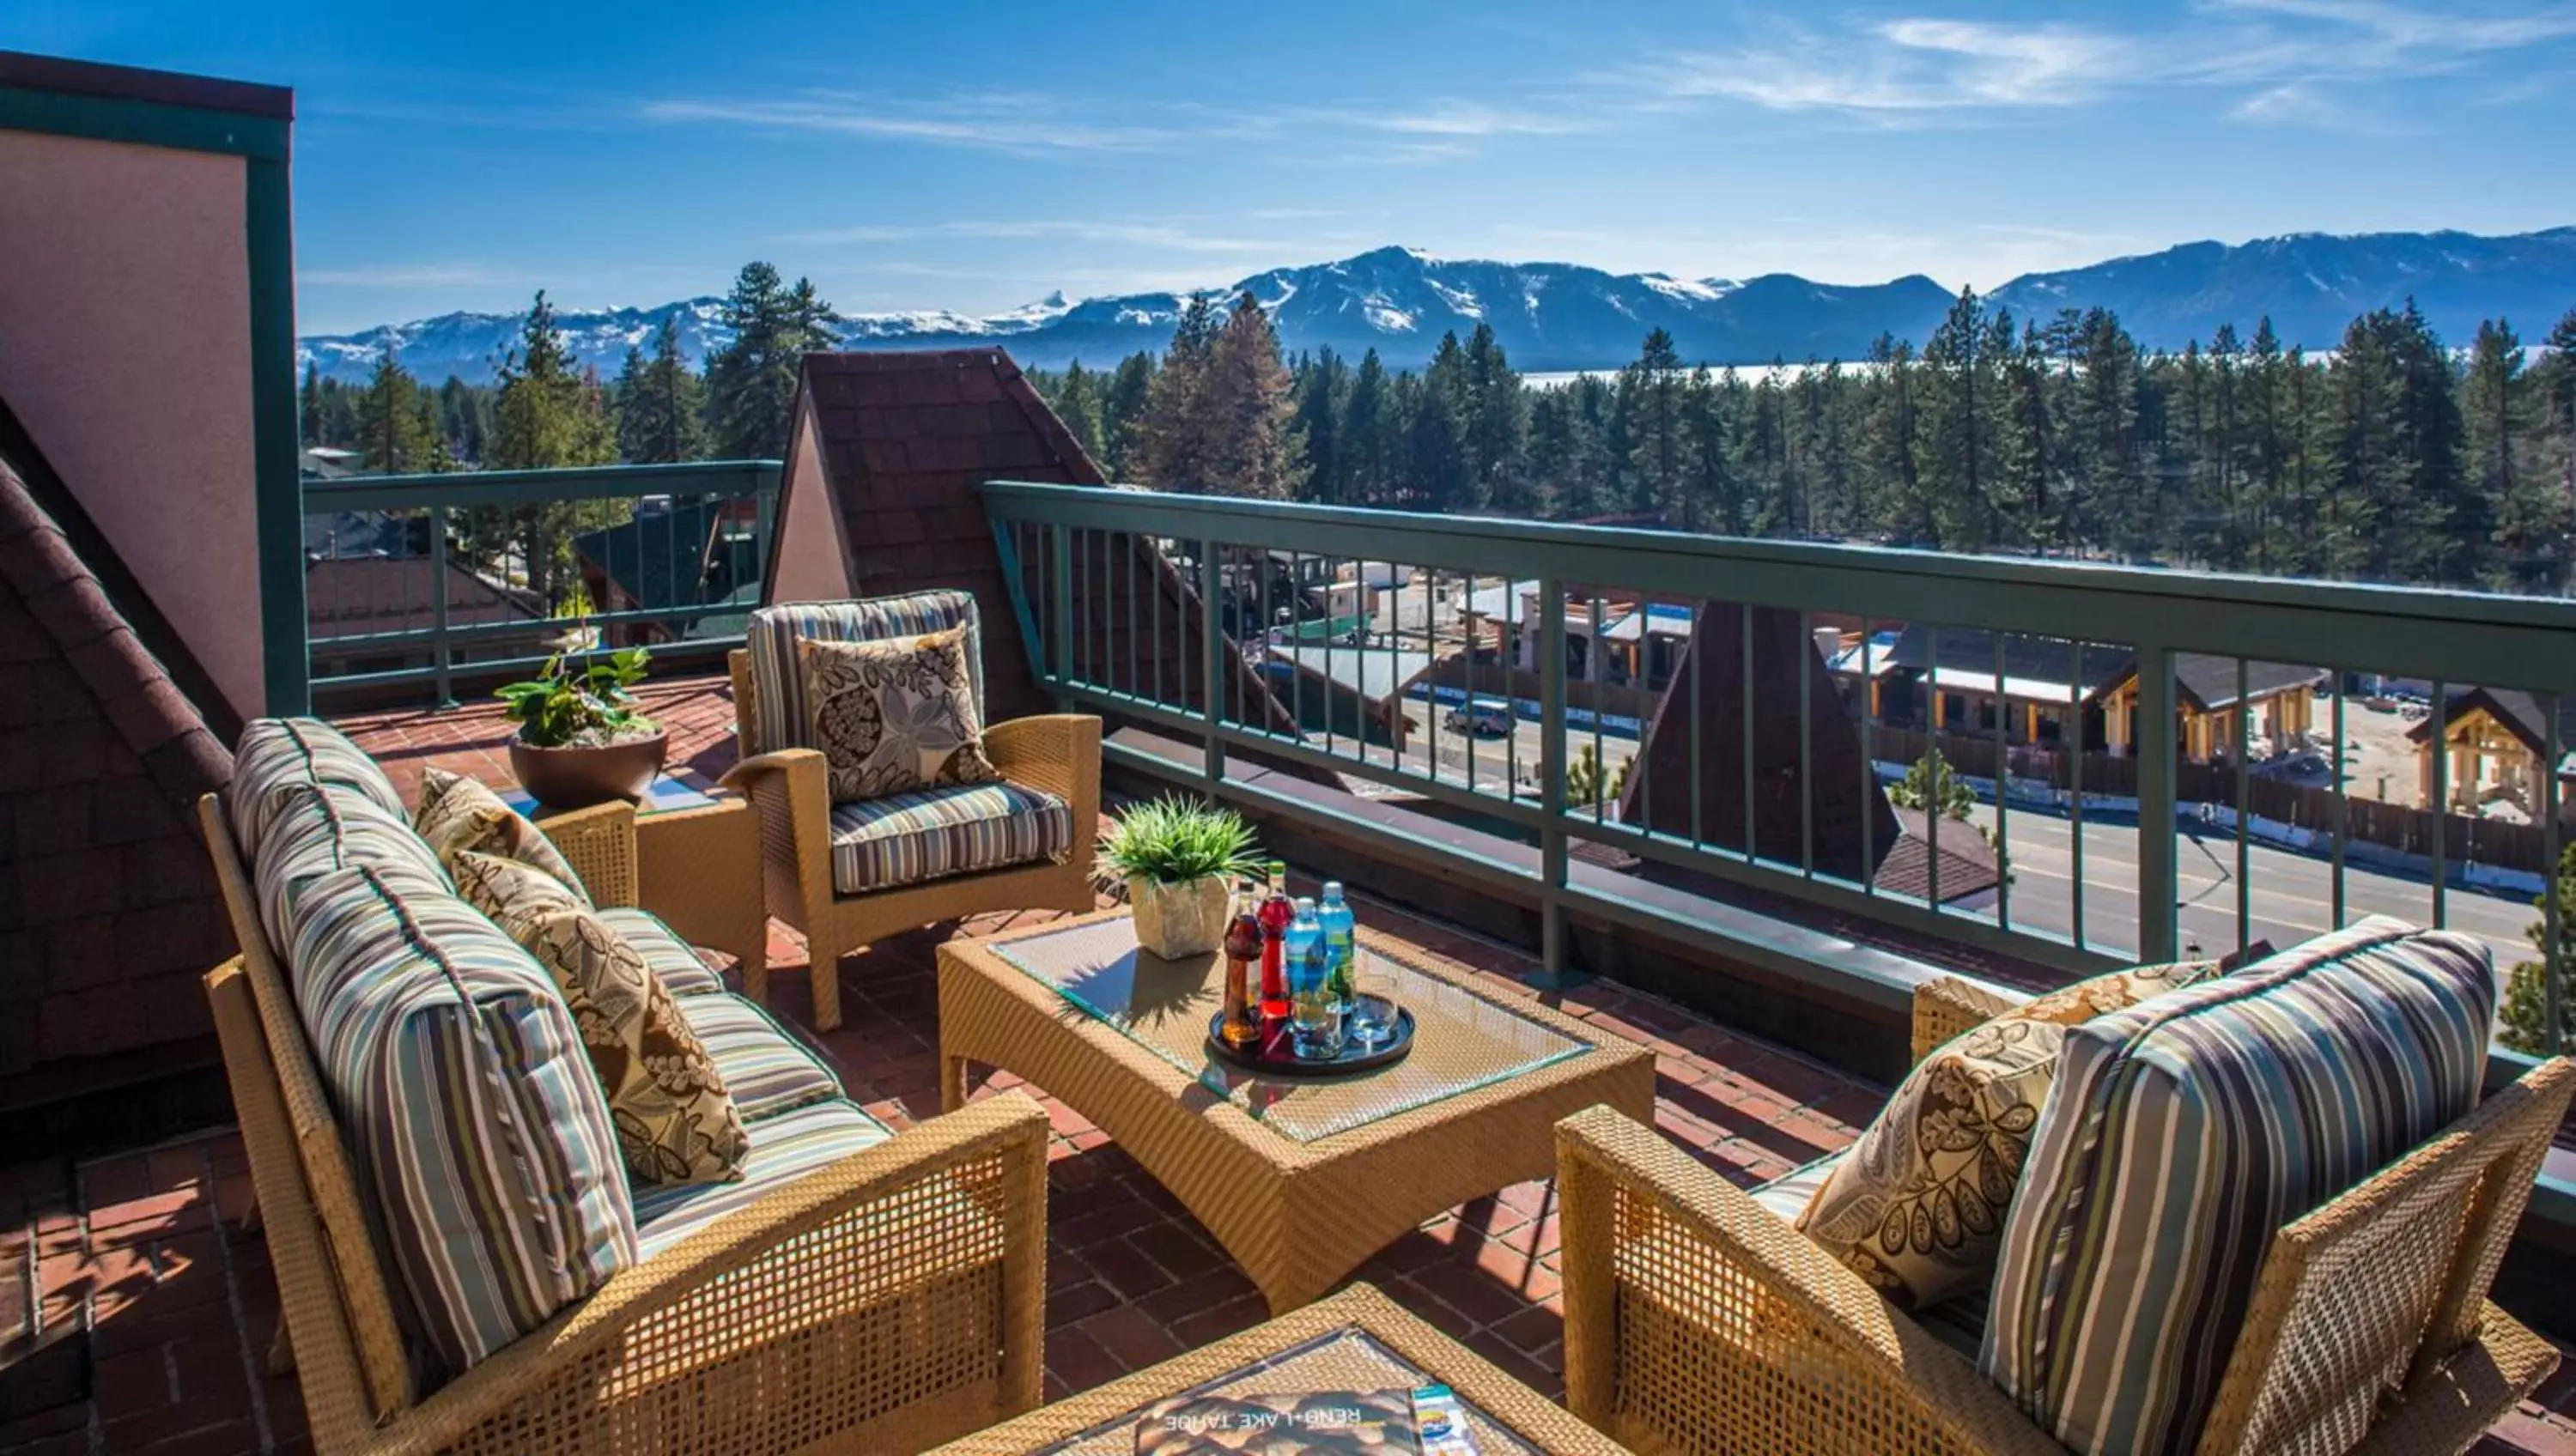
[508,731,669,811]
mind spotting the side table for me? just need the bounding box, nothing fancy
[531,778,770,1002]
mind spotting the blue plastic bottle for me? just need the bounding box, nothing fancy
[1284,898,1342,1058]
[1318,882,1357,1003]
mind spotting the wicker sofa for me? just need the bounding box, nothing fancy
[1556,972,2574,1456]
[722,592,1101,1032]
[199,719,1048,1455]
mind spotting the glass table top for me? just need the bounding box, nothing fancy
[990,916,1591,1144]
[1025,1326,1540,1456]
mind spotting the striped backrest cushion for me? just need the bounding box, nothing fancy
[252,782,450,953]
[281,864,637,1380]
[1978,918,2496,1456]
[226,717,408,858]
[744,592,982,755]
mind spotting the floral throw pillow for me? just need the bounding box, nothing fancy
[1793,958,2221,1311]
[799,625,1002,803]
[453,852,749,1187]
[413,766,589,901]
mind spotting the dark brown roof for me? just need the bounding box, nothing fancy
[778,349,1299,737]
[0,454,235,1084]
[1868,807,2003,905]
[2404,686,2576,761]
[0,48,292,119]
[0,391,239,741]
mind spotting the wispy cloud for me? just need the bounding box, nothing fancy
[781,219,1297,252]
[1601,2,2576,127]
[641,91,1186,155]
[301,264,521,288]
[1358,100,1597,136]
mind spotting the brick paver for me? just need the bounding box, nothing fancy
[4,672,2566,1453]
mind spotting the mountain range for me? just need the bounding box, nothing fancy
[296,227,2576,385]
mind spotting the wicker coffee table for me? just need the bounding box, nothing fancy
[925,1283,1633,1454]
[937,908,1654,1312]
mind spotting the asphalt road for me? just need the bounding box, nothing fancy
[1959,804,2536,968]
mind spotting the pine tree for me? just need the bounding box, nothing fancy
[1462,325,1529,513]
[357,347,434,475]
[1624,330,1690,524]
[1342,349,1392,506]
[704,263,835,458]
[1292,349,1350,503]
[1914,288,2008,549]
[1052,361,1109,465]
[615,315,708,464]
[1863,334,1927,542]
[301,361,324,448]
[1138,294,1223,491]
[489,292,617,605]
[1102,353,1155,480]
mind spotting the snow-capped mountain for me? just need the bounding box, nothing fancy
[295,228,2576,385]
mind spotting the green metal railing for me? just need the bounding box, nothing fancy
[301,460,781,701]
[980,480,2573,1062]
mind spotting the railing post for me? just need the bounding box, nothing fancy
[1051,522,1074,711]
[429,503,455,708]
[1200,537,1225,788]
[2136,642,2179,961]
[1539,574,1570,983]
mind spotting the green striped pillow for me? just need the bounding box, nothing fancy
[1978,917,2495,1456]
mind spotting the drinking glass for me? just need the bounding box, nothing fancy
[1345,949,1398,1047]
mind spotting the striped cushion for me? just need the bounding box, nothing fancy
[280,864,636,1380]
[745,592,983,756]
[828,780,1073,895]
[227,717,408,858]
[251,783,450,952]
[673,992,845,1123]
[1979,918,2496,1456]
[595,907,728,998]
[632,1099,892,1259]
[1754,1151,1844,1223]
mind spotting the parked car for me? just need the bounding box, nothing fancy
[2252,751,2336,788]
[1446,697,1516,737]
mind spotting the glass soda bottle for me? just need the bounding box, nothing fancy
[1218,878,1264,1050]
[1256,858,1295,1042]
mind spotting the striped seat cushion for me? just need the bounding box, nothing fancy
[280,864,636,1380]
[744,592,983,755]
[252,782,451,953]
[1979,918,2497,1456]
[827,780,1074,895]
[1753,1151,1843,1223]
[595,907,728,998]
[633,1099,893,1259]
[227,717,409,858]
[672,992,845,1124]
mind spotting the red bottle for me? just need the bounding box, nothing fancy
[1257,859,1295,1053]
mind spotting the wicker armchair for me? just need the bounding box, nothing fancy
[1556,977,2573,1456]
[197,794,1051,1456]
[722,598,1100,1033]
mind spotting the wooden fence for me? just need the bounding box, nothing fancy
[1872,725,2555,876]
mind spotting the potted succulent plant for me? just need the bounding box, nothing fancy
[1097,796,1263,959]
[495,643,668,810]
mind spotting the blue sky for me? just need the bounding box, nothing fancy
[13,0,2576,333]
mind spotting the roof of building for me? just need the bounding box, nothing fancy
[1882,625,2134,701]
[1868,806,2004,905]
[301,556,545,631]
[0,390,237,741]
[775,349,1300,735]
[1268,644,1436,702]
[0,450,236,1077]
[573,499,760,617]
[2101,653,2330,712]
[2404,686,2576,766]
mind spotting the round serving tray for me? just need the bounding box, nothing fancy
[1204,1002,1415,1077]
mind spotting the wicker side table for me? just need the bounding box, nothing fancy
[534,785,770,1002]
[925,1284,1634,1455]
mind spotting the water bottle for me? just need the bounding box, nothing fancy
[1323,882,1389,1046]
[1285,898,1343,1059]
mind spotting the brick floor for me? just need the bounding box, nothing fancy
[5,672,2569,1453]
